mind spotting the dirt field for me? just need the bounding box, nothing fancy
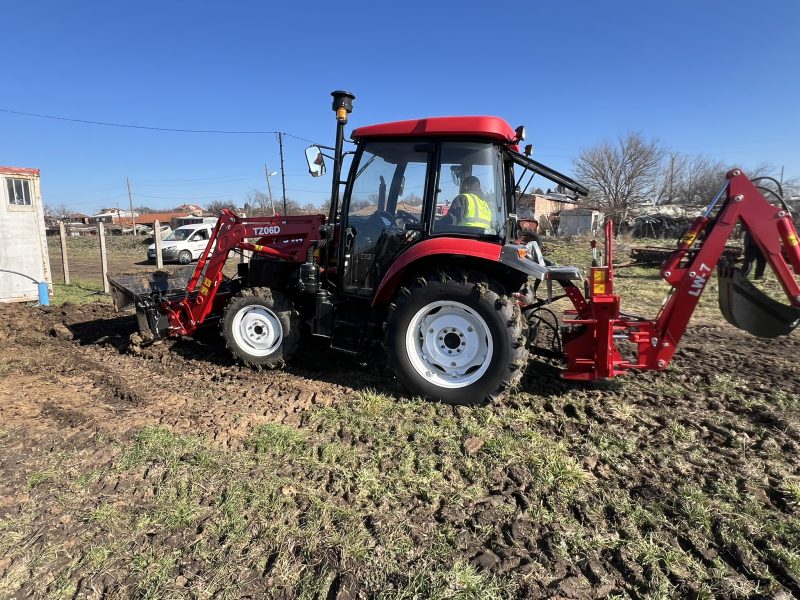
[2,310,799,599]
[2,241,799,598]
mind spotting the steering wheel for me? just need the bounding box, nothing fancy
[360,211,395,241]
[395,209,421,227]
[369,211,395,227]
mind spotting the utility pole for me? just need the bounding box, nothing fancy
[264,164,276,215]
[127,177,137,236]
[278,132,287,214]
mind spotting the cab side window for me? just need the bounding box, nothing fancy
[432,142,505,236]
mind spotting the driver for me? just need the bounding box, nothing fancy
[448,176,492,230]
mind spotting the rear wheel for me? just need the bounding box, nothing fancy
[385,270,528,404]
[222,287,299,368]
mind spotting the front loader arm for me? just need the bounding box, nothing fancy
[561,168,800,381]
[162,210,325,336]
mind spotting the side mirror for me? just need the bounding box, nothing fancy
[450,165,462,187]
[305,145,326,177]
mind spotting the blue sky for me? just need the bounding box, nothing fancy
[1,0,798,214]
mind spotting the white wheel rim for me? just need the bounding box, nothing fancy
[231,305,283,357]
[405,300,493,389]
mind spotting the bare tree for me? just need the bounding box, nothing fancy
[677,155,727,206]
[301,203,323,214]
[44,203,71,221]
[654,152,687,205]
[573,133,665,222]
[206,200,237,216]
[246,191,274,215]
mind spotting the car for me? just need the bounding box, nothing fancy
[147,223,215,265]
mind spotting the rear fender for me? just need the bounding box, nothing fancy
[371,238,511,306]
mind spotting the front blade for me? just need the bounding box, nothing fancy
[718,266,800,338]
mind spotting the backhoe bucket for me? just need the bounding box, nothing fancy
[718,266,800,338]
[107,267,195,311]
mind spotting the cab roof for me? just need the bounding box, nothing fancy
[352,116,518,144]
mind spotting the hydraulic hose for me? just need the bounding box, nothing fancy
[0,268,49,305]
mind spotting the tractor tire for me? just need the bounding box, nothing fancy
[384,269,528,405]
[178,250,192,265]
[221,287,300,369]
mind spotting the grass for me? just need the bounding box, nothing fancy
[47,234,149,257]
[3,382,799,598]
[50,278,110,305]
[542,233,769,324]
[1,393,596,597]
[26,470,57,489]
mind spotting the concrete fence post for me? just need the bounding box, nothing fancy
[98,222,109,293]
[154,220,164,269]
[58,221,70,285]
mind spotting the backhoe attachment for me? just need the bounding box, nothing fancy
[718,266,800,338]
[561,168,800,381]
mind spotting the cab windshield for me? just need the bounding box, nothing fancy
[163,228,194,241]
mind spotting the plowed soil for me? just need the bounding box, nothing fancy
[1,300,799,599]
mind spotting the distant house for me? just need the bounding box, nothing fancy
[0,166,52,302]
[67,212,90,225]
[517,193,578,220]
[175,203,205,215]
[119,211,191,230]
[87,208,138,225]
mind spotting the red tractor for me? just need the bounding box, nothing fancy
[110,90,800,404]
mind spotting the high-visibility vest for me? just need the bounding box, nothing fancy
[461,193,492,229]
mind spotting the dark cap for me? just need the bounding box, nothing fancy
[463,176,481,190]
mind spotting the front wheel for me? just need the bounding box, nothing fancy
[178,250,192,265]
[221,288,299,368]
[385,270,528,404]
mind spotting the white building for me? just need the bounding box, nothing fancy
[557,208,604,236]
[0,167,52,302]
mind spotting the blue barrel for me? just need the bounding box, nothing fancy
[38,281,50,306]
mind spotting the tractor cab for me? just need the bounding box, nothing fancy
[305,106,588,301]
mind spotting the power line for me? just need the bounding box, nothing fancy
[282,132,321,145]
[133,189,261,201]
[134,175,260,188]
[286,188,333,194]
[0,108,328,145]
[0,107,278,134]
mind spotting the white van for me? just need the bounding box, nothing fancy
[147,223,215,264]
